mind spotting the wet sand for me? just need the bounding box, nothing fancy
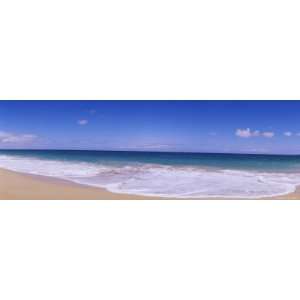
[0,168,164,200]
[0,167,299,200]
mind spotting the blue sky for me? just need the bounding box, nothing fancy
[1,100,300,154]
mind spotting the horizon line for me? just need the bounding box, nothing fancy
[1,148,300,156]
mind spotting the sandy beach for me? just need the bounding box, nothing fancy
[0,167,166,200]
[0,167,299,200]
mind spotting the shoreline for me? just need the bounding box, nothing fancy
[0,167,300,200]
[0,167,165,200]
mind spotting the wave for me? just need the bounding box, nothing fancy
[1,154,300,198]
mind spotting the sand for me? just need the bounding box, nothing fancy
[0,168,164,200]
[0,167,299,200]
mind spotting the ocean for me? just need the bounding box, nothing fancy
[1,150,300,198]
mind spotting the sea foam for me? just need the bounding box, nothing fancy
[1,154,300,198]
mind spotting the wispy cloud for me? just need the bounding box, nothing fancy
[117,143,182,151]
[262,131,275,138]
[140,144,174,150]
[284,131,292,137]
[89,109,96,115]
[235,128,274,138]
[0,131,37,144]
[78,119,88,125]
[235,128,260,138]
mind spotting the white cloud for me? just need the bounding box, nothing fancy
[236,128,274,138]
[235,128,261,138]
[284,131,292,137]
[78,119,88,125]
[262,131,275,138]
[252,130,260,137]
[236,128,252,138]
[0,131,37,144]
[117,143,181,151]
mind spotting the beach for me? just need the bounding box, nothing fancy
[0,168,165,200]
[2,150,300,199]
[1,167,299,200]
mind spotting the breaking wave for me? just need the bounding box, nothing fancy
[1,154,300,198]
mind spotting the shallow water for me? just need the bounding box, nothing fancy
[1,150,300,198]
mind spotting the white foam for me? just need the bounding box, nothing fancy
[0,154,103,177]
[1,154,300,198]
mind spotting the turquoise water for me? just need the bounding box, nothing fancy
[1,150,300,170]
[1,150,300,198]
